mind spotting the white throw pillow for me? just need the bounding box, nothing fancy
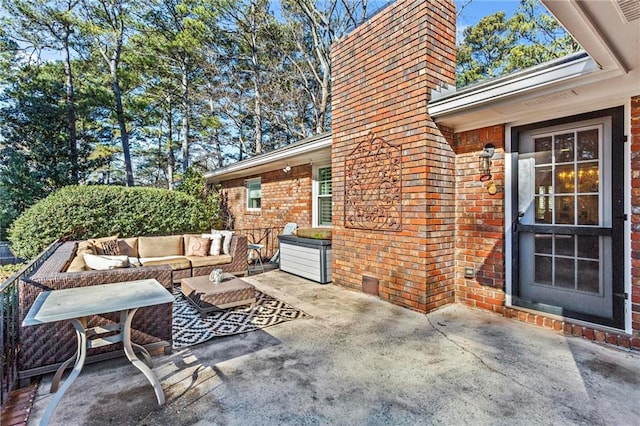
[207,234,223,256]
[203,231,233,255]
[83,254,130,270]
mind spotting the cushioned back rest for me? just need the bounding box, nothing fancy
[183,234,201,253]
[118,237,139,257]
[65,240,96,272]
[138,235,184,258]
[295,227,332,240]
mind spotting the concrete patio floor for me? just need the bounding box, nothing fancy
[28,270,640,425]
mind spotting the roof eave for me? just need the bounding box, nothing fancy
[205,133,332,183]
[429,53,600,119]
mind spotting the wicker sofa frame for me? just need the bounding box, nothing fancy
[18,234,248,381]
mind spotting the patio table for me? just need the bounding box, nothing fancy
[22,279,174,426]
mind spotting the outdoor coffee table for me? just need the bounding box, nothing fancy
[23,279,174,426]
[181,273,256,318]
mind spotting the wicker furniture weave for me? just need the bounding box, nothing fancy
[18,234,248,381]
[18,242,173,380]
[181,275,256,318]
[191,234,248,278]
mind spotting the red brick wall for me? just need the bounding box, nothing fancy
[331,0,457,312]
[220,164,313,231]
[631,95,640,344]
[452,126,506,313]
[455,104,640,350]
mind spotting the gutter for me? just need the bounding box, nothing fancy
[205,132,332,182]
[429,52,600,117]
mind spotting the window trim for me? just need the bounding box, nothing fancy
[246,177,261,211]
[312,164,332,227]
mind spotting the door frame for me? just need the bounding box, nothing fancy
[508,106,626,330]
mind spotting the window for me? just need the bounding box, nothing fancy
[315,166,332,226]
[246,178,261,210]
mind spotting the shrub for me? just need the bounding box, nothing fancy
[0,262,25,282]
[9,185,212,259]
[176,166,225,230]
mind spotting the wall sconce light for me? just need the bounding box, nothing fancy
[283,164,291,173]
[479,143,495,177]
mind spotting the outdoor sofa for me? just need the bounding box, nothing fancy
[18,232,248,381]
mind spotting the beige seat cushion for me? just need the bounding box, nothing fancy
[138,235,184,258]
[295,228,332,240]
[139,256,191,270]
[186,254,233,268]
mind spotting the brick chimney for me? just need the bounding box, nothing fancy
[330,0,457,312]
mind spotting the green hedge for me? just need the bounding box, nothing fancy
[9,185,212,259]
[1,262,25,282]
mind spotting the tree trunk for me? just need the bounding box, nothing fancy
[207,89,223,168]
[181,59,190,174]
[110,60,134,186]
[167,96,175,190]
[62,28,78,183]
[317,68,330,133]
[250,6,262,154]
[253,77,262,154]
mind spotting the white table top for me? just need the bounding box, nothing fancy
[23,279,174,326]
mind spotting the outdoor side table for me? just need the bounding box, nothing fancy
[247,243,265,274]
[22,279,174,426]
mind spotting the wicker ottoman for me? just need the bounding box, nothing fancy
[180,275,256,318]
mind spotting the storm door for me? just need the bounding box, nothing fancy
[513,108,625,328]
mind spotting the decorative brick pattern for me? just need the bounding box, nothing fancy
[331,0,457,312]
[219,164,313,230]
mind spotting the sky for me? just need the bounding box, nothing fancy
[1,0,529,64]
[456,0,522,36]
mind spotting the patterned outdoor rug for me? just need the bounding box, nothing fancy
[172,287,309,349]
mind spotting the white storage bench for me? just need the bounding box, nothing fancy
[277,235,332,284]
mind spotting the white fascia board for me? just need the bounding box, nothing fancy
[205,134,332,182]
[429,54,599,118]
[542,0,631,74]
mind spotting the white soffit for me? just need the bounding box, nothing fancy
[542,0,640,73]
[205,133,332,183]
[429,64,634,132]
[431,0,640,132]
